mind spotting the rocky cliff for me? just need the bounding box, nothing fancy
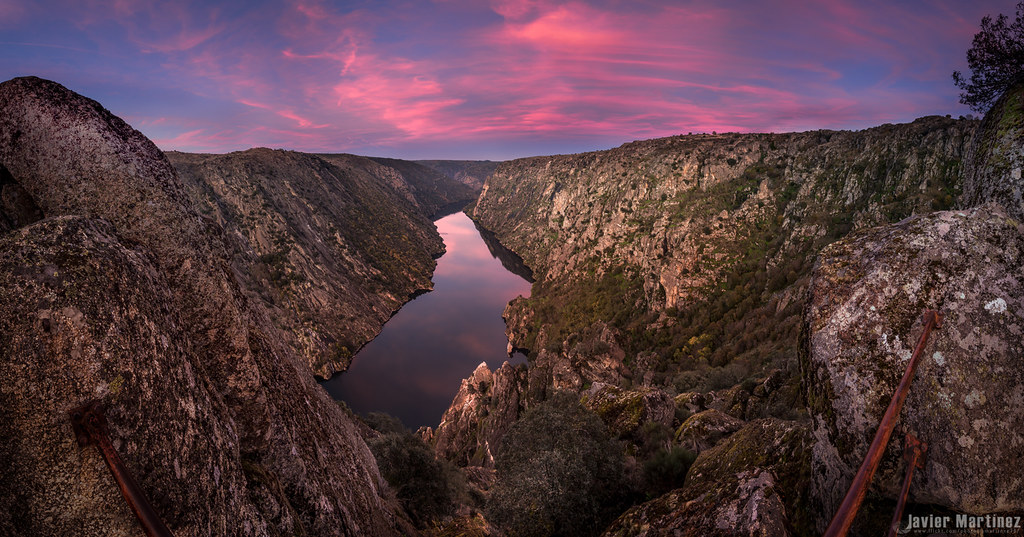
[0,76,415,536]
[167,149,476,378]
[430,111,1024,536]
[471,117,975,400]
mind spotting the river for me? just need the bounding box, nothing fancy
[320,211,533,429]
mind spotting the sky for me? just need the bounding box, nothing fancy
[0,0,1015,160]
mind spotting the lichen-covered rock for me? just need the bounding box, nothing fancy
[675,409,745,453]
[803,204,1024,523]
[0,75,262,418]
[962,80,1024,220]
[431,362,528,467]
[581,383,674,439]
[0,76,412,536]
[603,419,813,537]
[0,217,264,535]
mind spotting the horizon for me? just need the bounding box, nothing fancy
[0,1,1011,160]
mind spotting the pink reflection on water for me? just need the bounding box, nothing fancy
[321,212,531,429]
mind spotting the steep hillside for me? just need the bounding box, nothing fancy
[0,76,414,536]
[471,116,975,396]
[363,156,479,216]
[416,159,500,189]
[168,149,476,377]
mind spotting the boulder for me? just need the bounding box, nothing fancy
[674,409,746,453]
[804,204,1024,523]
[0,77,411,536]
[581,382,675,439]
[603,419,814,537]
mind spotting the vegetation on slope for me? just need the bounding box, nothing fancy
[474,116,975,402]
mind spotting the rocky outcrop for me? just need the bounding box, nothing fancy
[168,149,471,377]
[0,76,412,536]
[603,419,814,537]
[803,204,1024,523]
[521,319,632,399]
[581,383,675,439]
[674,409,745,453]
[962,80,1024,220]
[428,362,528,468]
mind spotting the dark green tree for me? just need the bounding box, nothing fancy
[366,416,461,527]
[953,2,1024,112]
[487,393,628,537]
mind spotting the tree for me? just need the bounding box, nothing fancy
[487,393,627,537]
[363,411,462,527]
[953,2,1024,113]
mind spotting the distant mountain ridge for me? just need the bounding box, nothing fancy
[416,159,500,189]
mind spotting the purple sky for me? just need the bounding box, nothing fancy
[0,1,1012,160]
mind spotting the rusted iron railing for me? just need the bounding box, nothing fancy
[70,400,175,537]
[822,309,942,537]
[886,433,928,537]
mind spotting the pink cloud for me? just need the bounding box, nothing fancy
[20,0,1002,158]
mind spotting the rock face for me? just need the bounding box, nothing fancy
[0,76,411,536]
[474,116,975,405]
[961,81,1024,221]
[363,156,480,216]
[168,149,475,378]
[803,204,1024,522]
[428,362,528,468]
[603,419,814,537]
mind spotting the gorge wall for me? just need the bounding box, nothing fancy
[0,76,445,536]
[433,107,1023,534]
[435,117,975,464]
[167,149,477,378]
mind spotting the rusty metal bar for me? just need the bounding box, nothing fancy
[886,433,927,537]
[70,401,175,537]
[822,309,942,537]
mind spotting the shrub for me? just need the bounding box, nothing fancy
[488,394,627,537]
[369,431,459,527]
[641,446,696,497]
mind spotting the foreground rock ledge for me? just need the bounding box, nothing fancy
[803,204,1024,523]
[0,76,411,536]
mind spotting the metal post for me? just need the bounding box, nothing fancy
[70,401,175,537]
[822,309,941,537]
[886,433,927,537]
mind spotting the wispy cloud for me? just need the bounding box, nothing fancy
[0,0,1008,158]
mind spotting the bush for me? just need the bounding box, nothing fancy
[369,431,459,527]
[363,411,408,435]
[641,446,696,497]
[488,393,627,537]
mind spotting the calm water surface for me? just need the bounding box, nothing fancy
[321,212,532,429]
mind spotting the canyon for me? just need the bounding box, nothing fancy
[1,74,1022,537]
